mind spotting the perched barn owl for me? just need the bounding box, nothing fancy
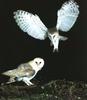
[2,57,44,86]
[13,0,79,52]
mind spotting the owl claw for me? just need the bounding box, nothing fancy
[53,48,58,52]
[28,81,34,85]
[26,82,34,86]
[22,77,34,86]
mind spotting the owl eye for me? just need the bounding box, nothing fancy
[39,62,41,64]
[53,35,56,38]
[35,61,38,64]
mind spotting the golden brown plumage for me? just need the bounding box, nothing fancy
[2,57,44,86]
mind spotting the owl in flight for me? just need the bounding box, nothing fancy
[2,58,44,86]
[13,0,79,52]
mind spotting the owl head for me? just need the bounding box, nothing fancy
[29,57,44,72]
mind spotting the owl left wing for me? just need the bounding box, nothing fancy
[56,0,79,32]
[15,70,35,82]
[16,70,35,79]
[17,63,35,77]
[14,10,48,40]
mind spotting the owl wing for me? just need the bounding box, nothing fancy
[56,0,79,32]
[16,70,35,79]
[13,10,48,40]
[15,69,35,82]
[17,63,35,77]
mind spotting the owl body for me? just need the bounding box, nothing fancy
[13,0,79,52]
[2,58,44,86]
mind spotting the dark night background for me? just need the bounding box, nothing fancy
[0,0,86,84]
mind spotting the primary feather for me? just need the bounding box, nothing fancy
[13,0,79,52]
[14,10,48,40]
[56,0,79,32]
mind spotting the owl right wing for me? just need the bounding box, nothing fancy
[56,0,79,32]
[13,10,48,40]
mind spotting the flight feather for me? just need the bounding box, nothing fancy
[14,10,48,40]
[56,0,79,32]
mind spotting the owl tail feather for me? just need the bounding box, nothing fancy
[2,69,17,77]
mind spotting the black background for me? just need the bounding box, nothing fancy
[0,0,86,84]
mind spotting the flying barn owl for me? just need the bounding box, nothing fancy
[2,57,44,86]
[13,0,79,52]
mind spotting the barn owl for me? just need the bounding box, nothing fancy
[2,57,44,86]
[13,0,79,52]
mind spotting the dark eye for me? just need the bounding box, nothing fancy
[39,62,41,64]
[35,61,38,64]
[53,35,56,38]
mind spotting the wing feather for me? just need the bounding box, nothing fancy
[56,0,79,32]
[14,10,48,40]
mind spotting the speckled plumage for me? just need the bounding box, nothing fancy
[2,58,44,86]
[13,0,79,52]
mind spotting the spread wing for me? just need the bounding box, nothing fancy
[13,10,48,40]
[56,0,79,32]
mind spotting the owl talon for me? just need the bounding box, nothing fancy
[13,0,79,53]
[53,48,58,52]
[22,77,34,86]
[1,58,44,86]
[28,81,34,85]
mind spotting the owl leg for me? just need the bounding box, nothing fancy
[53,39,59,52]
[28,81,34,85]
[22,77,34,86]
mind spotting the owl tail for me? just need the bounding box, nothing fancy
[2,69,17,77]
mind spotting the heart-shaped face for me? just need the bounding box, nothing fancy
[48,32,59,52]
[29,58,44,72]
